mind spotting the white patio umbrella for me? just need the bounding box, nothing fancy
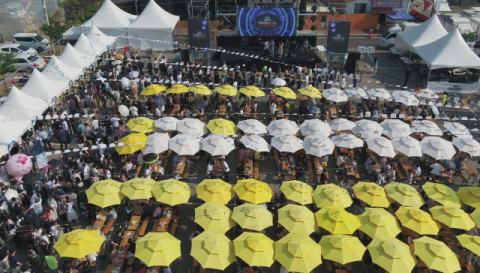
[443,122,471,137]
[392,91,419,106]
[352,120,383,139]
[420,137,456,160]
[391,136,423,157]
[299,119,333,136]
[380,119,412,139]
[416,89,439,99]
[141,133,170,154]
[322,88,348,103]
[412,120,442,136]
[271,136,304,153]
[201,134,235,156]
[177,118,207,137]
[365,137,396,158]
[155,117,178,131]
[267,119,299,136]
[367,88,392,101]
[118,105,129,117]
[5,189,18,201]
[239,135,271,152]
[168,134,201,155]
[329,118,356,132]
[344,88,368,99]
[271,78,286,86]
[237,119,268,135]
[303,135,335,157]
[331,134,364,149]
[452,138,480,157]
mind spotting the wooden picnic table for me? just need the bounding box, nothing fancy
[175,157,187,174]
[127,216,141,231]
[314,157,327,175]
[92,218,106,231]
[244,159,254,177]
[281,161,295,176]
[120,231,136,248]
[243,267,259,273]
[463,163,477,177]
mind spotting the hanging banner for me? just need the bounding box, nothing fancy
[188,19,211,49]
[36,152,49,171]
[191,50,210,64]
[326,21,351,54]
[327,53,346,70]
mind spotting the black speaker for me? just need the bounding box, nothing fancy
[181,49,191,63]
[212,52,222,61]
[241,37,249,48]
[345,53,358,74]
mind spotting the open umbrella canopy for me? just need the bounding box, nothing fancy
[385,182,425,207]
[443,122,471,137]
[315,206,361,235]
[380,119,412,139]
[141,133,170,154]
[168,134,201,155]
[367,88,392,100]
[456,187,480,208]
[416,88,438,99]
[303,135,335,158]
[273,87,296,99]
[239,86,265,97]
[232,203,273,231]
[430,205,475,230]
[271,78,287,87]
[392,91,419,106]
[116,133,148,155]
[457,234,480,256]
[140,84,166,96]
[237,119,267,135]
[319,235,366,265]
[414,236,461,273]
[142,153,159,164]
[420,136,456,160]
[278,204,318,235]
[271,135,304,153]
[126,117,156,133]
[298,86,322,98]
[391,136,423,157]
[279,180,314,205]
[344,88,367,99]
[167,84,189,93]
[365,137,396,158]
[135,232,181,267]
[359,208,401,238]
[118,105,129,117]
[189,85,213,95]
[215,85,238,96]
[177,118,207,137]
[207,118,237,136]
[4,189,18,201]
[267,119,299,136]
[367,237,417,273]
[352,120,383,139]
[151,179,191,206]
[234,179,273,205]
[54,230,105,258]
[312,184,353,208]
[396,207,440,235]
[470,208,480,226]
[352,182,391,208]
[412,120,443,136]
[191,231,235,270]
[329,118,356,132]
[201,134,235,156]
[298,100,314,113]
[189,100,206,110]
[121,178,156,200]
[422,182,462,208]
[274,233,323,273]
[331,134,364,149]
[322,88,348,103]
[196,179,234,204]
[86,180,124,208]
[239,135,271,152]
[194,203,235,233]
[154,116,178,131]
[153,95,165,107]
[233,232,274,267]
[299,119,332,136]
[452,137,480,157]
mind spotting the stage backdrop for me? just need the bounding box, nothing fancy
[326,21,351,54]
[188,19,211,48]
[238,8,297,37]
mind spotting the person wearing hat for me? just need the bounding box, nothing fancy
[386,164,396,183]
[269,103,278,116]
[26,196,43,228]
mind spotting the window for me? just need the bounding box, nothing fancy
[389,33,397,39]
[34,35,43,42]
[14,58,27,63]
[27,56,38,62]
[11,48,18,52]
[354,3,366,13]
[17,45,29,51]
[1,48,8,52]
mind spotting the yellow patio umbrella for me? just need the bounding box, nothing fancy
[367,237,417,273]
[232,203,273,231]
[312,184,353,208]
[151,179,191,206]
[430,205,475,230]
[358,207,401,238]
[457,187,480,208]
[120,178,156,200]
[167,84,189,93]
[274,233,322,273]
[233,232,274,267]
[233,179,273,205]
[115,133,148,155]
[315,206,361,235]
[194,203,235,233]
[395,207,440,235]
[86,180,124,208]
[53,230,105,258]
[422,182,462,208]
[196,179,234,204]
[272,87,296,99]
[191,231,235,270]
[189,85,213,95]
[140,84,166,96]
[206,118,237,136]
[135,232,181,266]
[414,236,461,273]
[278,204,318,235]
[457,234,480,256]
[470,208,480,227]
[279,180,313,205]
[352,182,391,208]
[239,86,265,97]
[319,235,366,265]
[385,182,425,207]
[215,85,238,96]
[126,117,156,133]
[298,87,323,98]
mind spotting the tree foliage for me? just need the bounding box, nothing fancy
[0,52,16,79]
[40,17,69,42]
[461,31,476,42]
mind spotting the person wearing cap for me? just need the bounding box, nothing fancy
[386,164,396,183]
[26,197,43,228]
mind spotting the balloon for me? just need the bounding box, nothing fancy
[6,154,33,184]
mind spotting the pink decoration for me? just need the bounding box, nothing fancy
[6,154,33,184]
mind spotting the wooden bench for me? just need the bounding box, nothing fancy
[103,220,115,235]
[254,162,259,180]
[125,267,132,273]
[325,260,334,272]
[127,256,135,266]
[459,173,469,185]
[392,163,406,181]
[138,216,149,237]
[447,178,453,184]
[170,219,178,236]
[353,169,360,180]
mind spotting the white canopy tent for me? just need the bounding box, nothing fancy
[59,43,95,70]
[0,119,33,147]
[126,0,179,50]
[395,15,448,51]
[74,33,102,57]
[0,86,48,120]
[86,25,117,54]
[22,69,67,100]
[42,56,83,83]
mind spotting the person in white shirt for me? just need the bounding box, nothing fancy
[269,103,277,115]
[104,169,112,179]
[430,162,443,176]
[124,160,135,172]
[144,165,153,179]
[304,74,309,87]
[297,66,302,76]
[91,117,99,130]
[87,252,98,263]
[414,164,421,176]
[82,164,90,180]
[336,154,344,167]
[129,105,139,118]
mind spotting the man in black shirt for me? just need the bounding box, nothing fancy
[111,232,123,247]
[141,203,152,220]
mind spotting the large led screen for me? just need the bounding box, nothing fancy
[238,8,297,37]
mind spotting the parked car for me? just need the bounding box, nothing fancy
[13,33,49,53]
[12,53,46,72]
[0,44,37,55]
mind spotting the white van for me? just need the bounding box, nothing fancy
[13,33,50,53]
[378,22,420,48]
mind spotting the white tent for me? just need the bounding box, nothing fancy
[0,119,32,147]
[126,0,179,50]
[86,25,117,54]
[42,56,83,83]
[22,69,67,100]
[59,43,95,70]
[81,0,136,47]
[395,15,448,51]
[74,33,102,57]
[413,28,480,69]
[0,86,48,119]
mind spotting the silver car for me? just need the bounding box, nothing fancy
[0,44,37,55]
[12,53,46,72]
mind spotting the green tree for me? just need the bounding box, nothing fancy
[461,31,476,42]
[40,18,69,42]
[0,52,16,79]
